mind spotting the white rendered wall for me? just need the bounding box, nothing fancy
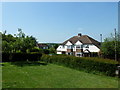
[57,51,62,54]
[57,40,100,54]
[73,41,83,51]
[57,41,73,53]
[57,45,67,52]
[83,44,100,52]
[73,46,76,51]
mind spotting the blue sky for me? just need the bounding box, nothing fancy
[2,2,118,43]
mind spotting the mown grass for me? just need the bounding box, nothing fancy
[2,62,119,88]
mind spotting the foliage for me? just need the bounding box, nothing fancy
[2,52,42,62]
[2,29,37,53]
[41,55,118,77]
[46,43,59,49]
[43,49,49,54]
[27,47,41,53]
[53,44,59,49]
[49,47,56,54]
[2,33,16,43]
[2,41,12,53]
[101,32,120,60]
[45,43,59,54]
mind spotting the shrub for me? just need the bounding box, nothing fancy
[43,49,49,54]
[27,52,42,61]
[2,53,10,62]
[2,52,42,62]
[27,47,42,53]
[41,55,118,77]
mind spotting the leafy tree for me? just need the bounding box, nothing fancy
[101,32,120,60]
[2,41,9,52]
[49,47,56,54]
[2,29,38,53]
[27,47,43,53]
[14,29,37,53]
[54,44,59,49]
[17,28,25,38]
[2,34,16,43]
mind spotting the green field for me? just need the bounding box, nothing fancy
[2,62,119,88]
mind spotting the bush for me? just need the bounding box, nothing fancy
[2,52,42,62]
[27,47,42,53]
[43,49,49,54]
[41,55,118,77]
[2,53,10,62]
[27,52,42,61]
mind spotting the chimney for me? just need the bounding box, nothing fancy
[78,33,82,37]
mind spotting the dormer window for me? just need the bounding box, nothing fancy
[76,45,80,49]
[76,45,83,49]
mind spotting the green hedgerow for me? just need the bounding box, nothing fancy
[41,55,118,77]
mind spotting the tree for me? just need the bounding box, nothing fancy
[17,28,25,38]
[2,29,38,53]
[54,44,59,49]
[49,47,56,54]
[19,36,37,53]
[101,32,120,60]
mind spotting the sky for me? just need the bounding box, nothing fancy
[2,2,118,43]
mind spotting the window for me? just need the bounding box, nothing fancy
[86,45,89,48]
[67,45,71,49]
[76,53,82,57]
[76,45,80,49]
[81,45,83,48]
[77,54,80,56]
[76,45,83,49]
[67,52,73,55]
[68,52,71,55]
[84,45,89,48]
[62,51,66,54]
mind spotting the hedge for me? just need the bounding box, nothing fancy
[2,52,42,62]
[41,55,118,77]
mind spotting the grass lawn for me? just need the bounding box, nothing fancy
[2,62,119,88]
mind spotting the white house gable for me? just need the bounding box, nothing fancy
[75,40,82,45]
[56,33,100,57]
[65,41,73,45]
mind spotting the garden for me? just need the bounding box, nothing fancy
[1,29,120,88]
[2,61,119,88]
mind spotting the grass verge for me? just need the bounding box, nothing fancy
[2,62,119,88]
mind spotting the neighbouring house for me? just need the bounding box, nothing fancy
[37,43,49,49]
[56,33,101,57]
